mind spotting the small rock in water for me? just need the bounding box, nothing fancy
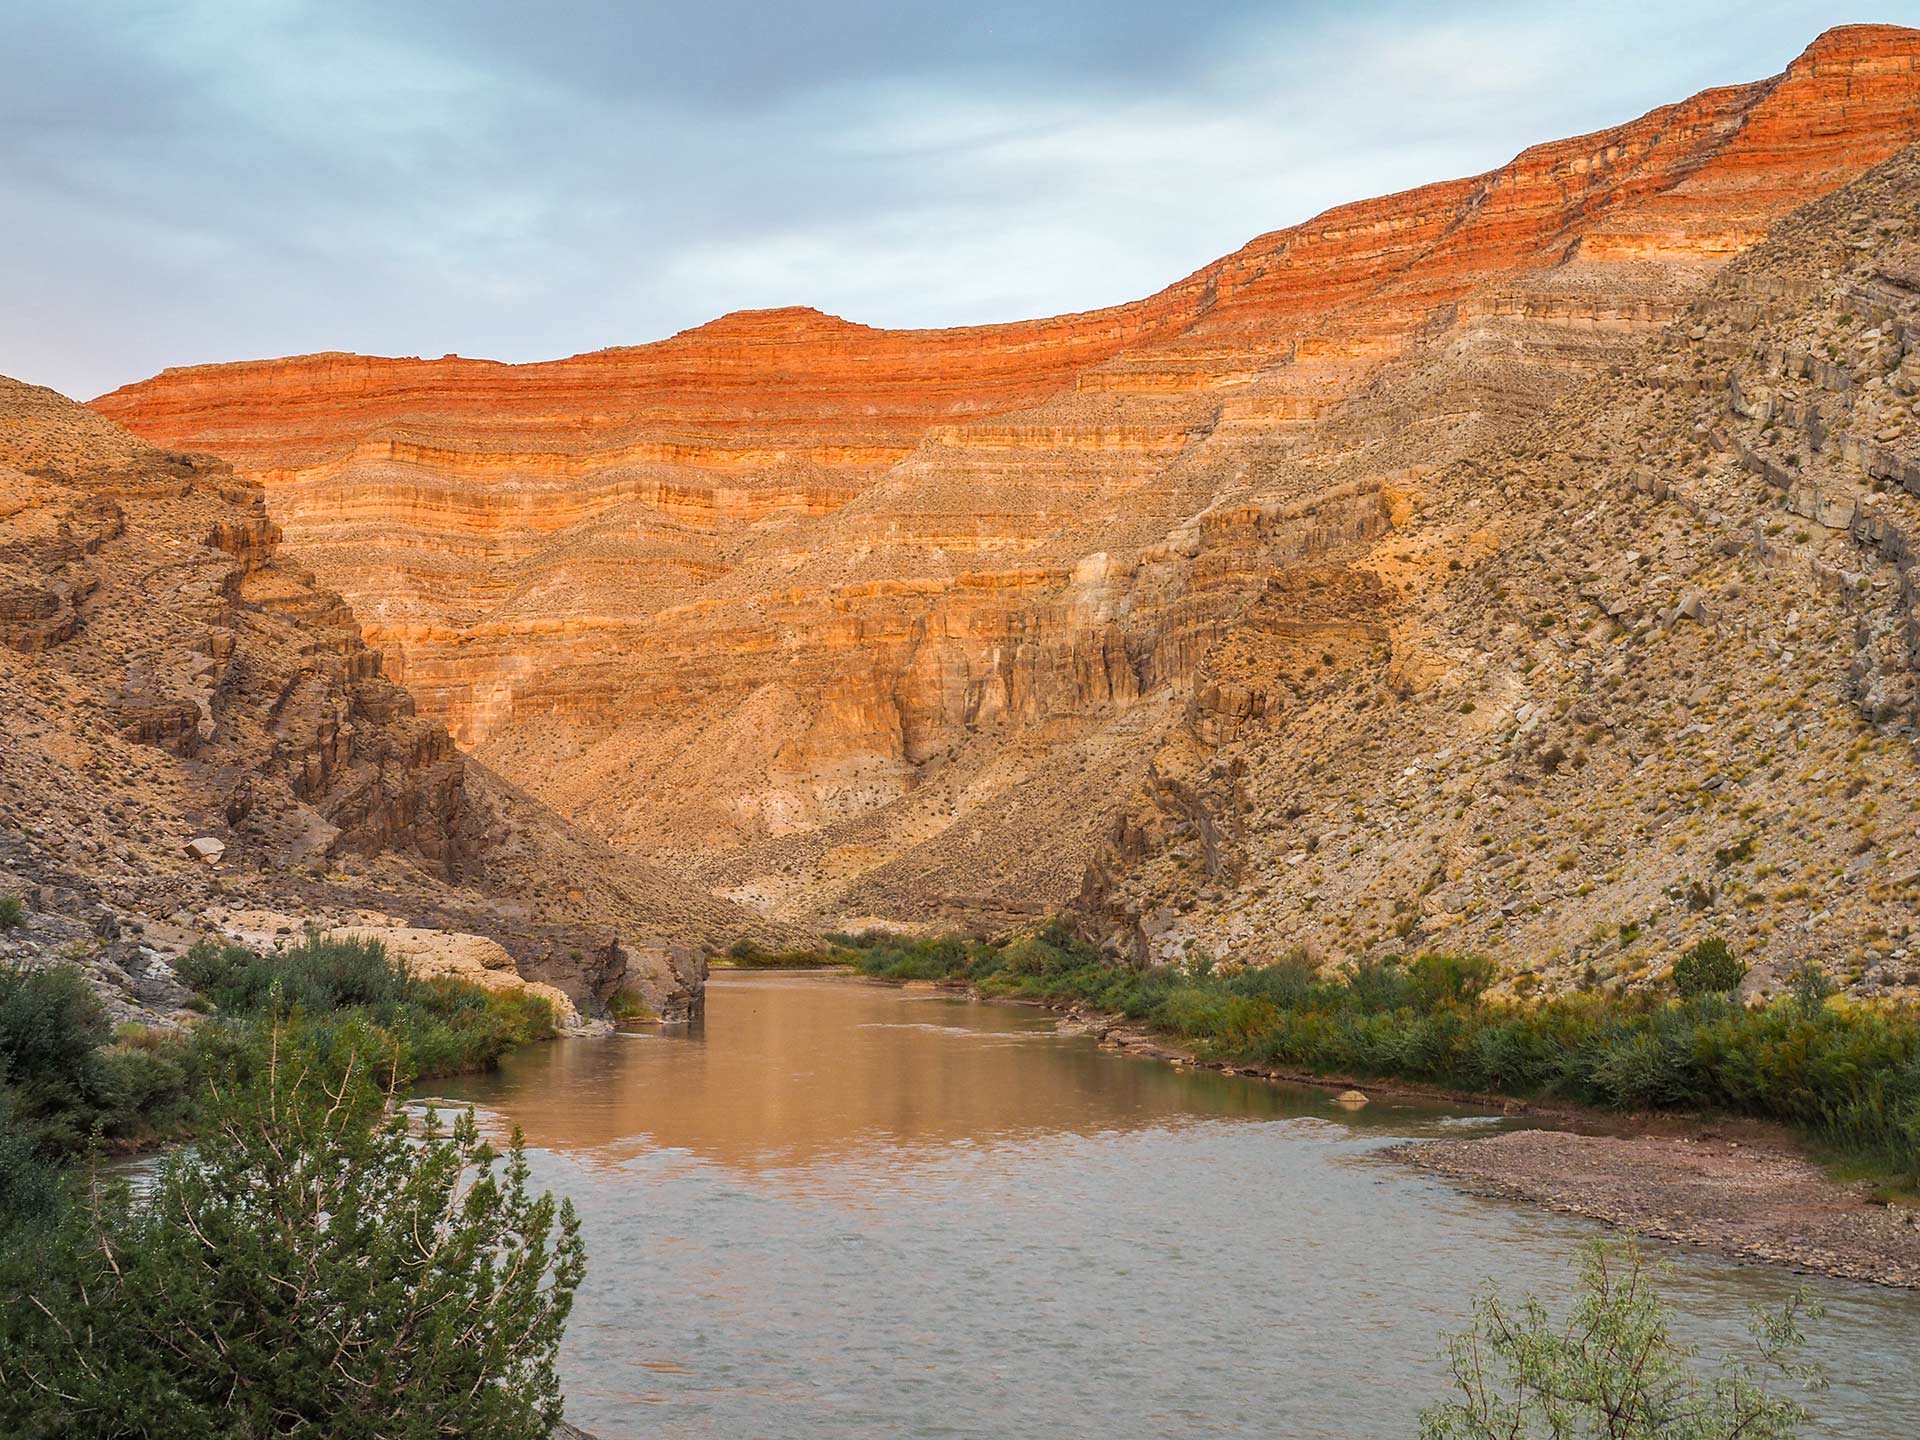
[1336,1089,1370,1108]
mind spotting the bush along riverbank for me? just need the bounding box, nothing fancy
[1,928,557,1166]
[833,924,1920,1187]
[0,931,584,1436]
[712,937,858,969]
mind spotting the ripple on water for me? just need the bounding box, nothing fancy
[425,973,1920,1440]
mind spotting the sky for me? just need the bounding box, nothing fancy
[4,2,1918,400]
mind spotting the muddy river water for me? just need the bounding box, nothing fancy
[428,972,1920,1438]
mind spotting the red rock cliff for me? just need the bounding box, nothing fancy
[90,25,1920,927]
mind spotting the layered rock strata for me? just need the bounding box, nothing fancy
[1084,140,1920,1000]
[1,381,766,1016]
[88,27,1920,985]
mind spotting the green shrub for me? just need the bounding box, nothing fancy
[847,921,1920,1177]
[999,935,1079,977]
[1786,961,1837,1018]
[715,943,856,969]
[1899,1098,1920,1191]
[1586,1026,1692,1110]
[1223,954,1316,1009]
[0,897,24,931]
[0,964,195,1156]
[0,963,108,1083]
[1411,953,1497,1007]
[1671,936,1746,997]
[178,928,411,1015]
[1343,955,1417,1012]
[1422,1240,1823,1438]
[1218,995,1284,1049]
[176,931,551,1079]
[608,987,656,1021]
[0,1014,585,1438]
[0,1097,65,1231]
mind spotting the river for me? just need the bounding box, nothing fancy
[427,972,1920,1438]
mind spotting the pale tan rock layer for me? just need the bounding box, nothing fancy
[209,909,585,1028]
[92,26,1920,950]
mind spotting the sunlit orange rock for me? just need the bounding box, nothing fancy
[91,25,1920,927]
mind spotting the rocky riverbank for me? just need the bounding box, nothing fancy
[1389,1128,1920,1290]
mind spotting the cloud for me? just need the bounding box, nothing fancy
[0,0,1910,399]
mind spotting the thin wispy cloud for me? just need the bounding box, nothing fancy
[2,0,1912,399]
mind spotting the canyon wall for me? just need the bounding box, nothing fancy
[0,379,770,1013]
[91,26,1920,964]
[1083,138,1920,1001]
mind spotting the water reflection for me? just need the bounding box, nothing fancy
[429,973,1479,1175]
[427,974,1920,1440]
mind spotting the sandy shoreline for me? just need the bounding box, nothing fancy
[1090,1010,1920,1291]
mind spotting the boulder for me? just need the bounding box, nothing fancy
[612,940,709,1024]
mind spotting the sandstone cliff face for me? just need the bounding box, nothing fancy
[0,381,767,1013]
[88,26,1920,974]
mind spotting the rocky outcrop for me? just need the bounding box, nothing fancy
[608,940,708,1025]
[1,383,456,861]
[86,26,1920,953]
[1,381,774,1017]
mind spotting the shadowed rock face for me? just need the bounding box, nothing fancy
[0,380,776,1014]
[0,376,465,867]
[91,26,1920,954]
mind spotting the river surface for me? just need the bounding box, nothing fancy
[427,972,1920,1439]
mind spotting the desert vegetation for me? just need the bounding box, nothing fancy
[1,930,553,1165]
[0,963,196,1159]
[0,935,579,1436]
[839,925,1920,1183]
[1421,1240,1825,1439]
[714,937,854,969]
[0,1007,582,1438]
[1671,936,1747,998]
[177,928,557,1078]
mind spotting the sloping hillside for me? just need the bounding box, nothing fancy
[1084,141,1920,1001]
[1,379,779,1018]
